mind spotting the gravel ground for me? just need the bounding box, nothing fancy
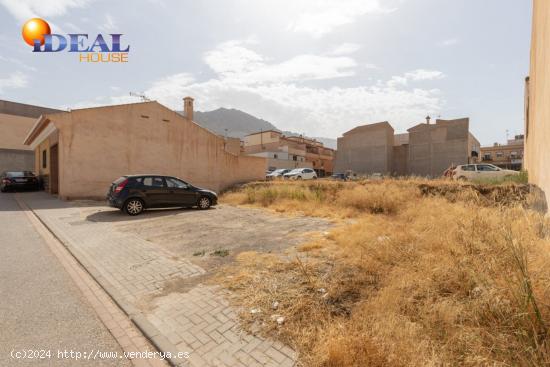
[81,203,332,270]
[0,193,131,367]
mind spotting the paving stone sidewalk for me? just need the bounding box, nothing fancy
[19,193,296,367]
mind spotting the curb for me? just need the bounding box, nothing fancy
[15,195,186,367]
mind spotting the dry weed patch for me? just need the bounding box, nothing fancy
[219,180,550,366]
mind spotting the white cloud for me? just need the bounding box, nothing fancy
[438,38,460,47]
[404,69,446,81]
[386,75,408,88]
[0,71,30,93]
[0,56,37,72]
[0,0,93,20]
[73,41,444,138]
[130,77,442,137]
[387,69,446,87]
[329,43,362,56]
[286,0,397,37]
[204,40,356,84]
[99,14,116,32]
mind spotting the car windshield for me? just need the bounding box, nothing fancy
[288,169,301,174]
[272,169,287,174]
[6,171,34,177]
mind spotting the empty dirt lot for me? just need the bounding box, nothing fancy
[82,204,332,269]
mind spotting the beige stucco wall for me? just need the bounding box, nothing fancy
[0,113,36,150]
[0,113,37,173]
[40,102,265,199]
[526,0,550,200]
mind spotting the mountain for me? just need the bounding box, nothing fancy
[188,108,337,149]
[190,108,278,138]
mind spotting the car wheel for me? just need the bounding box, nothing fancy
[0,186,6,193]
[124,198,144,216]
[296,176,302,180]
[458,176,467,181]
[198,196,211,210]
[313,176,318,180]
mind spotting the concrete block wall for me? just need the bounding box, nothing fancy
[0,149,34,173]
[334,123,394,175]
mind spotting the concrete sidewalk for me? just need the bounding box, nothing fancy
[17,192,296,367]
[0,193,132,367]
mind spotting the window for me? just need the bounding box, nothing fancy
[273,154,278,159]
[483,153,492,160]
[42,150,47,169]
[477,164,498,172]
[293,155,297,161]
[142,177,165,187]
[496,152,503,158]
[462,165,475,171]
[510,151,518,158]
[166,177,188,189]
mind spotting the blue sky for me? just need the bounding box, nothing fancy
[0,0,532,145]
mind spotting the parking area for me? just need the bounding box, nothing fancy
[82,204,330,270]
[15,192,331,366]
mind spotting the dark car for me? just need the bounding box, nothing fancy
[0,171,40,192]
[330,173,348,181]
[107,175,218,215]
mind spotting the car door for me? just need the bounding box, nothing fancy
[139,176,169,207]
[165,177,198,206]
[476,164,498,178]
[461,165,476,179]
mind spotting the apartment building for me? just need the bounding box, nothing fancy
[525,0,550,203]
[285,135,334,176]
[480,135,524,170]
[243,130,334,176]
[334,118,480,177]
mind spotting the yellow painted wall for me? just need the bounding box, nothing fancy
[526,0,550,200]
[43,102,265,199]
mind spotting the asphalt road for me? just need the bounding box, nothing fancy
[0,193,131,366]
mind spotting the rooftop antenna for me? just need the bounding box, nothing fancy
[505,129,509,142]
[129,92,151,102]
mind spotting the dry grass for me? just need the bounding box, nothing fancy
[223,180,420,218]
[219,179,550,366]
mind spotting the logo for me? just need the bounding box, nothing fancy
[22,18,130,63]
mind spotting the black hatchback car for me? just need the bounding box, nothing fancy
[0,171,40,192]
[107,175,218,215]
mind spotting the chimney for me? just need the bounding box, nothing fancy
[426,115,431,125]
[183,96,194,121]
